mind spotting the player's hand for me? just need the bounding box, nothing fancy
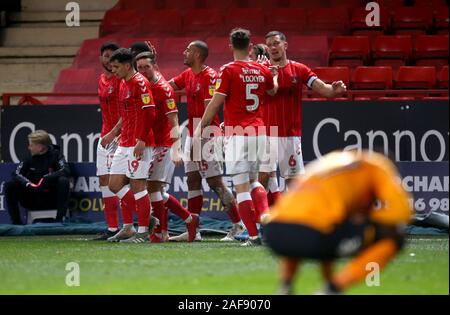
[269,65,279,78]
[101,132,115,149]
[172,148,183,167]
[133,140,145,159]
[256,54,269,64]
[219,122,225,136]
[145,41,157,56]
[331,80,347,94]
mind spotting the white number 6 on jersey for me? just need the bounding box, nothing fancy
[246,83,259,111]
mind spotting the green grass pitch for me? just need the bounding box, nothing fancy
[0,235,447,294]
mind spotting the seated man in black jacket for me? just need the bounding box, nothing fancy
[5,130,71,224]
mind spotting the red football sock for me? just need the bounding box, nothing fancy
[250,183,269,223]
[236,193,258,237]
[165,194,190,221]
[227,202,241,224]
[103,196,119,229]
[188,192,204,215]
[117,186,135,225]
[160,206,168,232]
[135,191,151,228]
[267,191,281,207]
[151,200,165,233]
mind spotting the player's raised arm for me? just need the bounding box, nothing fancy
[312,78,347,98]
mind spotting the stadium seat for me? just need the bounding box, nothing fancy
[395,66,436,89]
[350,7,390,37]
[306,7,351,35]
[288,35,329,68]
[163,0,201,10]
[197,0,234,10]
[435,9,449,34]
[309,66,350,100]
[329,36,370,68]
[313,67,350,86]
[372,35,412,70]
[352,66,393,89]
[73,38,119,69]
[284,0,329,8]
[52,68,97,93]
[267,8,307,34]
[99,10,140,37]
[182,9,223,37]
[437,65,449,89]
[391,7,433,36]
[139,9,182,36]
[115,0,164,10]
[224,8,265,35]
[414,35,449,69]
[158,36,200,63]
[206,36,233,65]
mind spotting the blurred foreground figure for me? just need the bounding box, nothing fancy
[264,150,413,294]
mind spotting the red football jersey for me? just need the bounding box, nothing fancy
[150,73,178,147]
[172,66,220,136]
[263,60,317,137]
[118,72,155,147]
[215,60,274,136]
[98,73,121,137]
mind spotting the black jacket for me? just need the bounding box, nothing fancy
[12,145,71,187]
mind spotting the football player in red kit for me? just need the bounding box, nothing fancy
[135,51,199,243]
[197,28,279,246]
[93,42,122,240]
[169,40,244,242]
[106,48,156,243]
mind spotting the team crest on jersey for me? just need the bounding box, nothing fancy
[166,98,176,110]
[291,76,298,84]
[208,85,215,96]
[196,83,201,92]
[141,93,151,104]
[215,79,222,90]
[108,86,113,94]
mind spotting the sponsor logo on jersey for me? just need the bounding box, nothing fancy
[166,98,176,110]
[215,79,222,90]
[141,93,151,104]
[108,86,114,94]
[208,85,215,96]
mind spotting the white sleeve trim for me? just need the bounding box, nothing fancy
[307,76,318,88]
[142,104,155,109]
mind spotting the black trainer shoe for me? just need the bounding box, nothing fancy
[92,229,119,241]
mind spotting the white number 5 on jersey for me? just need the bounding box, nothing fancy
[246,83,259,112]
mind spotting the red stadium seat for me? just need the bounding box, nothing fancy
[73,38,119,69]
[115,0,164,10]
[313,67,350,86]
[197,0,234,10]
[206,36,232,64]
[284,0,329,8]
[139,9,182,36]
[350,7,390,37]
[183,9,223,37]
[225,8,265,35]
[392,7,433,35]
[288,35,329,68]
[435,9,449,34]
[437,65,449,89]
[163,0,200,10]
[158,36,199,63]
[52,68,98,93]
[395,66,436,89]
[414,35,449,69]
[352,66,393,89]
[329,36,370,68]
[267,8,307,34]
[99,10,140,37]
[372,35,412,70]
[306,7,351,35]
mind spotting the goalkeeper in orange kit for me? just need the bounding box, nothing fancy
[263,150,413,294]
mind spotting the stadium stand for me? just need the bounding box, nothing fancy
[372,35,413,71]
[182,9,223,37]
[395,66,436,91]
[391,6,434,36]
[329,36,371,68]
[288,35,329,68]
[437,65,449,88]
[350,7,390,37]
[413,35,449,69]
[139,9,182,36]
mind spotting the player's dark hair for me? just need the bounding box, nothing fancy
[253,44,269,59]
[135,51,156,65]
[265,31,287,41]
[191,40,209,61]
[100,42,120,55]
[130,42,151,58]
[230,28,251,50]
[110,48,133,64]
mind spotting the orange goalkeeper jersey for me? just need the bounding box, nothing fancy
[267,151,413,233]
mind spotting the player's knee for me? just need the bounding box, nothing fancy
[187,173,201,189]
